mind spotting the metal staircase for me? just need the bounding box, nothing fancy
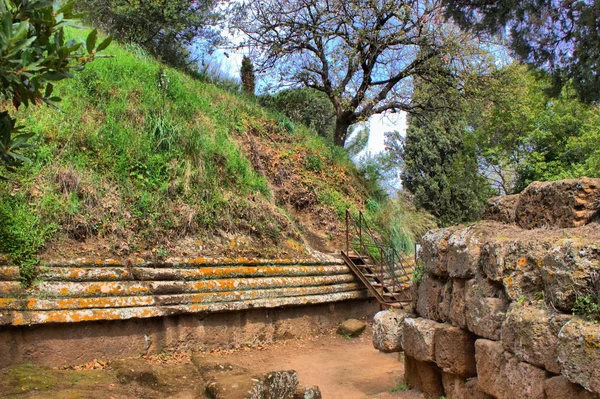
[341,209,413,309]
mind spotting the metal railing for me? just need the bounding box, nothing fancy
[344,209,412,301]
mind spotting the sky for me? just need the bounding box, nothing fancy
[204,47,408,157]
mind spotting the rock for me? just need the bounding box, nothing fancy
[483,194,519,225]
[501,304,571,374]
[402,317,443,362]
[293,385,322,399]
[465,278,508,340]
[449,279,468,329]
[421,227,457,276]
[557,318,600,393]
[337,319,366,337]
[515,178,600,229]
[541,242,600,311]
[205,370,298,399]
[446,226,489,278]
[414,273,448,322]
[475,339,547,399]
[434,325,477,377]
[544,376,600,399]
[111,358,160,387]
[249,371,298,399]
[372,310,406,353]
[404,355,444,397]
[442,373,493,399]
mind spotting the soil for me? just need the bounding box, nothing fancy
[0,327,425,399]
[196,326,425,399]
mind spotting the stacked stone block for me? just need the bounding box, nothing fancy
[373,178,600,398]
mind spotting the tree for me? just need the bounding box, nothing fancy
[235,0,486,147]
[474,64,600,193]
[442,0,600,103]
[0,0,110,175]
[386,63,493,226]
[240,55,255,95]
[78,0,223,69]
[259,88,335,140]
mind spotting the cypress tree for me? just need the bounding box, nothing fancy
[240,56,256,96]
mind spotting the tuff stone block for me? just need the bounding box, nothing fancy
[402,317,443,363]
[501,304,571,374]
[434,325,477,377]
[558,318,600,394]
[404,355,444,397]
[475,339,547,399]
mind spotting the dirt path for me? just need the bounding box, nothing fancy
[198,326,424,399]
[0,327,425,398]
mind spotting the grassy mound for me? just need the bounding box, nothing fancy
[0,32,370,276]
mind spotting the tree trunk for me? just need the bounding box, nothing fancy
[333,115,353,147]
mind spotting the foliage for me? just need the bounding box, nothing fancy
[411,261,425,283]
[235,0,490,146]
[390,382,410,392]
[442,0,600,103]
[259,88,335,141]
[78,0,222,69]
[389,62,494,227]
[0,0,110,175]
[475,64,600,193]
[573,294,600,322]
[366,194,436,253]
[240,55,255,95]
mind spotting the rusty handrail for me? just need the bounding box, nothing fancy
[344,209,412,302]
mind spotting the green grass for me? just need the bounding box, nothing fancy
[390,382,410,392]
[0,28,435,284]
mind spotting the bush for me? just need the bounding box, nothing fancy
[259,88,335,141]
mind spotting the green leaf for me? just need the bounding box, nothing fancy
[96,36,112,52]
[86,28,97,54]
[44,83,54,97]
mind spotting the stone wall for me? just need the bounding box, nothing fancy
[0,256,370,326]
[0,255,386,368]
[374,178,600,398]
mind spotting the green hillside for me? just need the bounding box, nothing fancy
[0,32,377,278]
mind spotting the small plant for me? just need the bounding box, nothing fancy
[390,382,410,392]
[573,294,600,322]
[305,154,322,172]
[534,291,545,302]
[411,261,425,284]
[155,248,168,259]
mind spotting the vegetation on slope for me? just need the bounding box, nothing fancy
[0,32,433,282]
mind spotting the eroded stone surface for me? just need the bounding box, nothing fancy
[475,339,547,399]
[515,178,600,229]
[404,355,444,397]
[421,227,457,277]
[402,317,443,362]
[337,319,366,337]
[434,325,477,377]
[501,304,571,374]
[465,278,508,340]
[542,242,600,311]
[372,310,406,353]
[446,226,487,278]
[544,375,600,399]
[414,274,448,322]
[442,373,492,399]
[483,194,519,225]
[558,318,600,393]
[449,278,467,329]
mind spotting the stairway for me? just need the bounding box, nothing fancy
[341,251,411,308]
[341,210,414,309]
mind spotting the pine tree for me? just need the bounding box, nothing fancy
[387,66,493,226]
[240,56,256,96]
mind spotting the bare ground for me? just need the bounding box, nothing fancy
[0,327,425,398]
